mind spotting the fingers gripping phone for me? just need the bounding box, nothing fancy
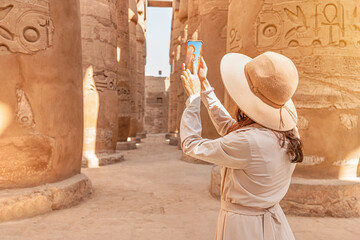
[184,40,203,73]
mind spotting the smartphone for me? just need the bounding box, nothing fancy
[184,40,203,73]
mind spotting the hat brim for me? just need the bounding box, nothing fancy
[220,53,297,131]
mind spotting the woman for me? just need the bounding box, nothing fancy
[180,52,303,240]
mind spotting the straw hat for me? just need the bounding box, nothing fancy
[220,51,298,131]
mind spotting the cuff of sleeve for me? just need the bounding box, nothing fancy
[186,94,201,107]
[201,87,217,107]
[201,87,214,95]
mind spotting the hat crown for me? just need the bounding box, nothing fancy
[245,51,298,108]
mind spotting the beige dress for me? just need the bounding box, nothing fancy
[180,88,296,240]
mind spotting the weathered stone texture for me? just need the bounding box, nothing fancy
[136,0,147,134]
[81,0,119,156]
[0,174,92,223]
[281,178,360,217]
[128,0,140,137]
[117,0,131,142]
[197,0,228,139]
[169,136,178,146]
[0,0,54,55]
[116,140,137,150]
[227,0,360,179]
[168,0,228,139]
[82,152,124,168]
[144,76,169,133]
[0,0,84,189]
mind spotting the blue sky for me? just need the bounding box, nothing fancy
[145,7,173,77]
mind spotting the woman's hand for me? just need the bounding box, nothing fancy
[181,60,201,96]
[198,57,212,91]
[198,57,208,82]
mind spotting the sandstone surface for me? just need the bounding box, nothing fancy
[0,0,84,189]
[226,0,360,179]
[81,0,119,156]
[144,76,169,133]
[117,0,132,142]
[0,173,92,223]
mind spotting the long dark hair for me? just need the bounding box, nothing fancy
[274,129,303,163]
[229,108,303,163]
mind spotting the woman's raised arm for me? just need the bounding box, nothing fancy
[198,57,236,136]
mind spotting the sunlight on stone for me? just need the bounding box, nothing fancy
[0,102,11,136]
[117,47,121,62]
[83,65,100,168]
[338,158,360,180]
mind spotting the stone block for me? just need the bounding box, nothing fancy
[169,136,178,146]
[82,152,125,168]
[116,141,137,150]
[166,132,179,139]
[0,174,92,223]
[281,178,360,218]
[137,132,147,139]
[129,136,141,143]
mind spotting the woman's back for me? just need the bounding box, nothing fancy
[221,126,296,209]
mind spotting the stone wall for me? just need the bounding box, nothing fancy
[144,76,169,133]
[0,0,84,189]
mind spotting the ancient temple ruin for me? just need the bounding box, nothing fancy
[168,0,360,217]
[0,0,359,225]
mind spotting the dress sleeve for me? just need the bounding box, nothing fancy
[180,94,251,169]
[201,87,237,136]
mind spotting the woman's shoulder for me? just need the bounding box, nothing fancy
[232,123,272,135]
[227,123,277,146]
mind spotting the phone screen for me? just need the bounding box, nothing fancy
[184,40,203,73]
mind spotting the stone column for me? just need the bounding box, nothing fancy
[224,0,360,217]
[167,3,181,135]
[136,0,147,136]
[197,0,228,139]
[81,0,123,167]
[174,1,186,133]
[117,0,131,143]
[174,0,228,140]
[128,0,139,137]
[0,0,91,222]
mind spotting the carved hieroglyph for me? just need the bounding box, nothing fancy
[80,0,119,154]
[117,0,131,141]
[252,0,360,109]
[227,0,360,178]
[256,1,354,50]
[0,0,84,189]
[0,0,53,54]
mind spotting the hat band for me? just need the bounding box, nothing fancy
[244,65,297,130]
[244,67,283,109]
